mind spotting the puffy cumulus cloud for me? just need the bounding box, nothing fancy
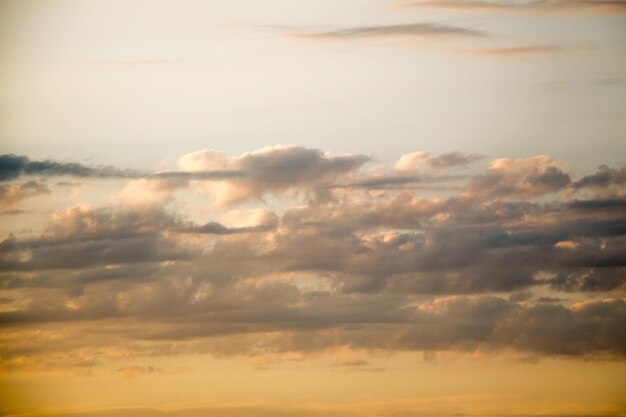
[44,204,178,241]
[1,150,626,372]
[395,151,431,172]
[178,145,370,206]
[464,155,571,199]
[177,149,230,171]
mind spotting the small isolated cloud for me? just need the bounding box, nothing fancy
[116,365,162,379]
[275,22,486,41]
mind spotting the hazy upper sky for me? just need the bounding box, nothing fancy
[1,1,625,417]
[1,0,625,169]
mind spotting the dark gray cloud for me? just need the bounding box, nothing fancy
[332,174,464,190]
[549,267,626,292]
[0,154,244,184]
[573,164,626,191]
[0,154,138,181]
[568,198,626,211]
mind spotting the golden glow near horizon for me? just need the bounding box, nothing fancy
[1,1,625,416]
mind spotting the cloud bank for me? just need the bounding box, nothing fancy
[0,146,624,373]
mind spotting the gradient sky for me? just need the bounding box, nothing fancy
[1,1,625,416]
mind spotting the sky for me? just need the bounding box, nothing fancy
[0,1,625,416]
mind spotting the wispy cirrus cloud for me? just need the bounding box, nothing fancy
[407,0,626,14]
[471,44,566,57]
[270,22,487,41]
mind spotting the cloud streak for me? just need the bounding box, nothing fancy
[275,22,486,41]
[408,0,626,14]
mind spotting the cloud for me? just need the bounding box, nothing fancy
[0,147,369,207]
[0,205,194,275]
[115,365,162,379]
[0,154,243,185]
[1,150,625,373]
[472,45,565,57]
[395,151,431,171]
[573,163,626,195]
[184,213,278,235]
[568,197,626,211]
[464,155,571,199]
[178,145,370,206]
[408,0,626,14]
[395,151,481,172]
[427,151,483,169]
[0,180,50,208]
[276,22,486,41]
[331,174,465,191]
[0,154,137,182]
[549,268,626,292]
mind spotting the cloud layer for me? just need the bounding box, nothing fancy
[0,147,625,373]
